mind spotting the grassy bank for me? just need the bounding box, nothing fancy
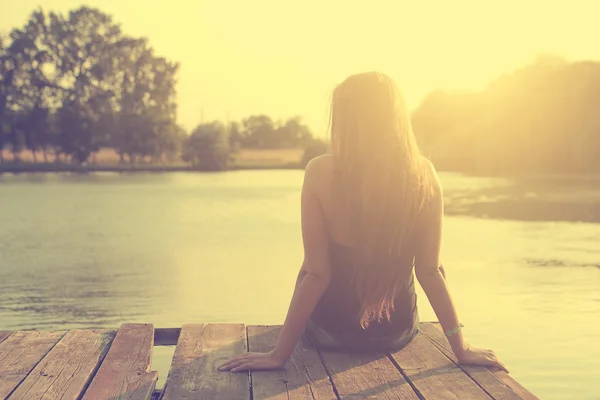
[0,148,305,173]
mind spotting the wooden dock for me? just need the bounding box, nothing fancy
[0,322,538,399]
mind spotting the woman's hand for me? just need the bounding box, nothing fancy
[456,346,509,373]
[218,351,286,372]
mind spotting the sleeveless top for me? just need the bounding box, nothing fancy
[308,241,419,349]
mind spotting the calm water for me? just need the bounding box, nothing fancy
[0,171,599,400]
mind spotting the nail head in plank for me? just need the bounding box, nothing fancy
[0,331,65,399]
[426,323,539,400]
[390,332,491,400]
[161,324,250,400]
[320,348,420,399]
[82,324,157,400]
[248,325,337,400]
[7,329,115,400]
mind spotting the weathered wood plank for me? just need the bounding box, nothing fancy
[389,332,491,400]
[319,348,419,399]
[8,329,115,400]
[161,324,250,400]
[82,324,157,400]
[0,332,11,346]
[0,331,65,399]
[426,323,539,400]
[248,326,337,400]
[419,323,523,400]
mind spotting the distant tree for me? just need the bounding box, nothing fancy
[237,115,315,149]
[5,113,25,162]
[0,6,180,165]
[111,112,148,164]
[182,122,233,170]
[239,115,276,148]
[22,104,50,163]
[159,124,187,163]
[55,100,100,164]
[0,34,9,164]
[111,37,179,163]
[276,116,314,148]
[228,121,242,149]
[412,55,600,175]
[0,123,4,164]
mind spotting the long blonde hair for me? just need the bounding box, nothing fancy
[330,72,435,328]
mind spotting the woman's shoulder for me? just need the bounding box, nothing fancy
[304,154,333,182]
[419,156,442,193]
[305,154,333,172]
[303,154,333,197]
[419,156,436,174]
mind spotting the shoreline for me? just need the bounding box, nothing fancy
[0,163,303,174]
[1,162,599,181]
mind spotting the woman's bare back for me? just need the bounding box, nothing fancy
[307,154,354,247]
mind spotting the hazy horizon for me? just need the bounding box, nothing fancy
[2,0,600,135]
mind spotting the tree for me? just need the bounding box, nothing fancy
[276,117,313,148]
[0,6,180,165]
[228,121,242,149]
[412,55,600,175]
[158,124,187,163]
[182,122,233,170]
[0,34,9,164]
[55,100,100,163]
[236,115,316,149]
[109,37,179,163]
[239,115,276,148]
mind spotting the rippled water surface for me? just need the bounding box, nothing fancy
[0,171,598,399]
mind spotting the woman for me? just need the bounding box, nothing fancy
[219,72,507,373]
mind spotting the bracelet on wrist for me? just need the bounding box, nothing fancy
[444,323,464,337]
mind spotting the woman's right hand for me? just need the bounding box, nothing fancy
[456,346,509,373]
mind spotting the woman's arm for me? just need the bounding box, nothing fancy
[219,158,332,372]
[414,160,508,372]
[269,157,333,360]
[413,163,468,357]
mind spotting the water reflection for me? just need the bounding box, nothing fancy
[444,174,600,222]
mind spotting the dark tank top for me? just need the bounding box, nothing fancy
[310,241,419,343]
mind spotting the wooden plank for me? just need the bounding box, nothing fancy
[8,329,115,400]
[0,331,65,399]
[319,348,419,399]
[426,323,539,400]
[419,323,523,400]
[247,325,337,400]
[82,324,157,400]
[389,332,492,400]
[161,324,250,400]
[0,332,11,346]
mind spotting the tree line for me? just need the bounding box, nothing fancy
[412,55,600,175]
[6,7,593,175]
[182,116,325,170]
[0,6,326,170]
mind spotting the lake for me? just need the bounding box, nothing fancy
[0,170,598,400]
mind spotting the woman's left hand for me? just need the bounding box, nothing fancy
[218,351,286,372]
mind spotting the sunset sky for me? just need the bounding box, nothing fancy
[1,0,599,136]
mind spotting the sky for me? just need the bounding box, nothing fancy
[1,0,599,136]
